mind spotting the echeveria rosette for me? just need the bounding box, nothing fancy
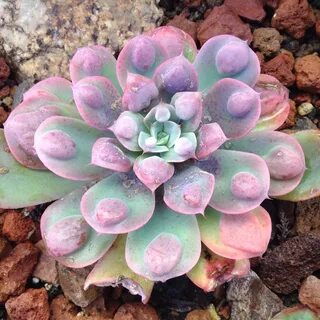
[0,26,317,303]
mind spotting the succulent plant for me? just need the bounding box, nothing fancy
[1,26,319,302]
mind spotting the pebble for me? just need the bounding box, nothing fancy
[0,242,39,303]
[294,54,320,93]
[5,288,49,320]
[197,5,252,46]
[271,0,315,39]
[299,275,320,315]
[297,102,314,116]
[258,233,320,294]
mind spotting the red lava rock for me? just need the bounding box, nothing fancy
[264,0,279,8]
[299,275,320,315]
[316,20,320,38]
[33,240,58,284]
[279,99,296,129]
[258,233,320,294]
[197,5,252,46]
[271,0,315,39]
[184,0,202,7]
[5,288,49,320]
[262,51,296,87]
[253,28,282,56]
[0,85,10,99]
[293,93,312,105]
[167,13,197,41]
[185,309,213,320]
[113,303,159,320]
[0,57,10,82]
[294,55,320,94]
[0,242,39,302]
[225,0,266,21]
[0,106,9,124]
[0,236,12,259]
[295,198,320,235]
[2,210,36,243]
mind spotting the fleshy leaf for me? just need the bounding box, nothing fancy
[144,103,178,128]
[276,130,320,201]
[0,129,86,208]
[153,56,198,101]
[122,73,159,112]
[147,26,197,62]
[187,246,250,291]
[73,76,121,131]
[253,74,290,131]
[228,131,305,197]
[41,187,116,268]
[80,172,155,234]
[4,81,79,169]
[171,92,203,132]
[69,45,122,93]
[84,235,154,304]
[34,116,110,181]
[138,132,169,153]
[198,206,271,259]
[164,165,215,215]
[198,150,269,214]
[116,35,167,89]
[126,204,201,282]
[161,132,197,163]
[203,78,261,139]
[194,35,260,92]
[91,137,134,172]
[272,306,318,320]
[133,155,174,192]
[196,123,228,160]
[110,111,146,152]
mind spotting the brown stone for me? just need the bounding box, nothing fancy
[316,20,320,38]
[294,55,320,94]
[225,0,265,21]
[0,57,10,82]
[167,13,197,41]
[5,288,49,320]
[295,198,320,235]
[184,0,202,8]
[185,310,214,320]
[197,5,252,46]
[299,276,320,314]
[113,303,159,320]
[293,93,312,105]
[58,264,103,308]
[0,236,12,259]
[280,99,296,129]
[33,240,58,284]
[271,0,315,39]
[0,85,10,99]
[264,0,279,8]
[0,106,9,124]
[0,242,39,302]
[258,233,320,294]
[2,210,36,243]
[262,51,296,87]
[253,28,282,56]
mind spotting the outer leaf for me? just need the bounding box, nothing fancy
[164,165,215,215]
[81,172,155,234]
[198,206,271,259]
[0,129,86,209]
[116,35,167,89]
[126,204,201,282]
[84,235,154,304]
[187,246,250,291]
[41,187,116,268]
[34,116,110,181]
[276,130,320,201]
[73,76,121,131]
[69,45,122,93]
[198,150,270,214]
[194,35,260,92]
[229,131,305,197]
[203,78,261,139]
[147,26,198,62]
[253,74,290,131]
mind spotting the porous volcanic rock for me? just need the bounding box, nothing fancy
[294,54,320,93]
[299,275,320,315]
[258,233,320,294]
[197,5,252,46]
[225,0,266,21]
[168,13,197,40]
[5,288,49,320]
[271,0,315,39]
[253,28,282,56]
[113,302,159,320]
[0,242,39,302]
[0,0,163,80]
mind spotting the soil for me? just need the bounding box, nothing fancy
[0,0,320,319]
